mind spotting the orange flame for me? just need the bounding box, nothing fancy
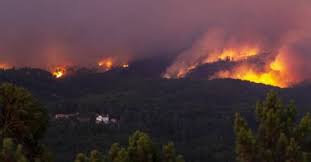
[212,54,291,88]
[164,46,260,79]
[205,47,260,63]
[163,64,197,79]
[98,58,113,71]
[0,63,10,69]
[164,41,296,88]
[52,67,66,78]
[98,57,129,71]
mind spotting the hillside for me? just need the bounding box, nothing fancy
[0,67,310,162]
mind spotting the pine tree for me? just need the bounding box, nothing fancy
[89,150,102,162]
[127,131,158,162]
[163,142,176,162]
[0,83,51,162]
[108,143,121,162]
[0,83,48,155]
[74,153,88,162]
[0,138,28,162]
[175,155,185,162]
[235,91,311,162]
[114,148,129,162]
[73,131,184,162]
[162,142,185,162]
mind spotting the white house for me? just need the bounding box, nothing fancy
[96,115,110,124]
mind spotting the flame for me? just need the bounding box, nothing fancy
[205,47,259,63]
[163,64,197,79]
[164,46,260,79]
[0,63,10,69]
[122,64,129,68]
[212,55,290,88]
[164,40,295,87]
[270,55,284,72]
[52,67,66,78]
[98,59,113,71]
[98,57,129,71]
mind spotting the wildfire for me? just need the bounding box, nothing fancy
[164,40,294,87]
[98,59,113,71]
[0,63,10,69]
[205,47,259,63]
[98,57,129,71]
[211,54,291,88]
[52,67,66,78]
[164,46,260,79]
[164,64,197,79]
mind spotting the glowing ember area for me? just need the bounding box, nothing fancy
[213,61,288,88]
[98,57,129,71]
[122,64,129,68]
[163,29,305,88]
[164,46,260,79]
[52,67,66,78]
[0,63,10,69]
[164,36,297,88]
[205,47,260,63]
[163,64,197,79]
[98,59,113,71]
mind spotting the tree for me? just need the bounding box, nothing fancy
[0,83,49,159]
[108,143,121,162]
[234,91,311,162]
[0,138,28,162]
[162,142,185,162]
[127,131,158,162]
[175,155,185,162]
[74,153,89,162]
[89,150,103,162]
[74,131,184,162]
[163,142,176,162]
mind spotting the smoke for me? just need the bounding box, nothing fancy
[0,0,310,85]
[162,0,311,86]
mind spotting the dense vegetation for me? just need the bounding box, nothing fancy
[0,83,184,162]
[0,68,311,162]
[235,92,311,162]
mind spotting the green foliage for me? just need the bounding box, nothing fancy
[0,83,48,142]
[175,155,185,162]
[235,91,311,162]
[163,142,176,162]
[0,83,51,161]
[89,150,103,162]
[74,153,89,162]
[163,142,184,162]
[74,131,184,162]
[127,131,157,162]
[0,138,28,162]
[108,143,121,162]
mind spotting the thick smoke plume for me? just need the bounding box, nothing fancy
[163,0,311,87]
[0,0,311,86]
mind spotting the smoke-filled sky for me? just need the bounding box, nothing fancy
[0,0,310,71]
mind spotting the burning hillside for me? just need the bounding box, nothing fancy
[163,29,309,88]
[98,57,129,71]
[51,66,66,79]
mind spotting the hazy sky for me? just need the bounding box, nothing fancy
[0,0,310,68]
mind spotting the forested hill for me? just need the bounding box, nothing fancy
[0,68,310,162]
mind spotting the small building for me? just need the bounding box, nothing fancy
[96,115,110,124]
